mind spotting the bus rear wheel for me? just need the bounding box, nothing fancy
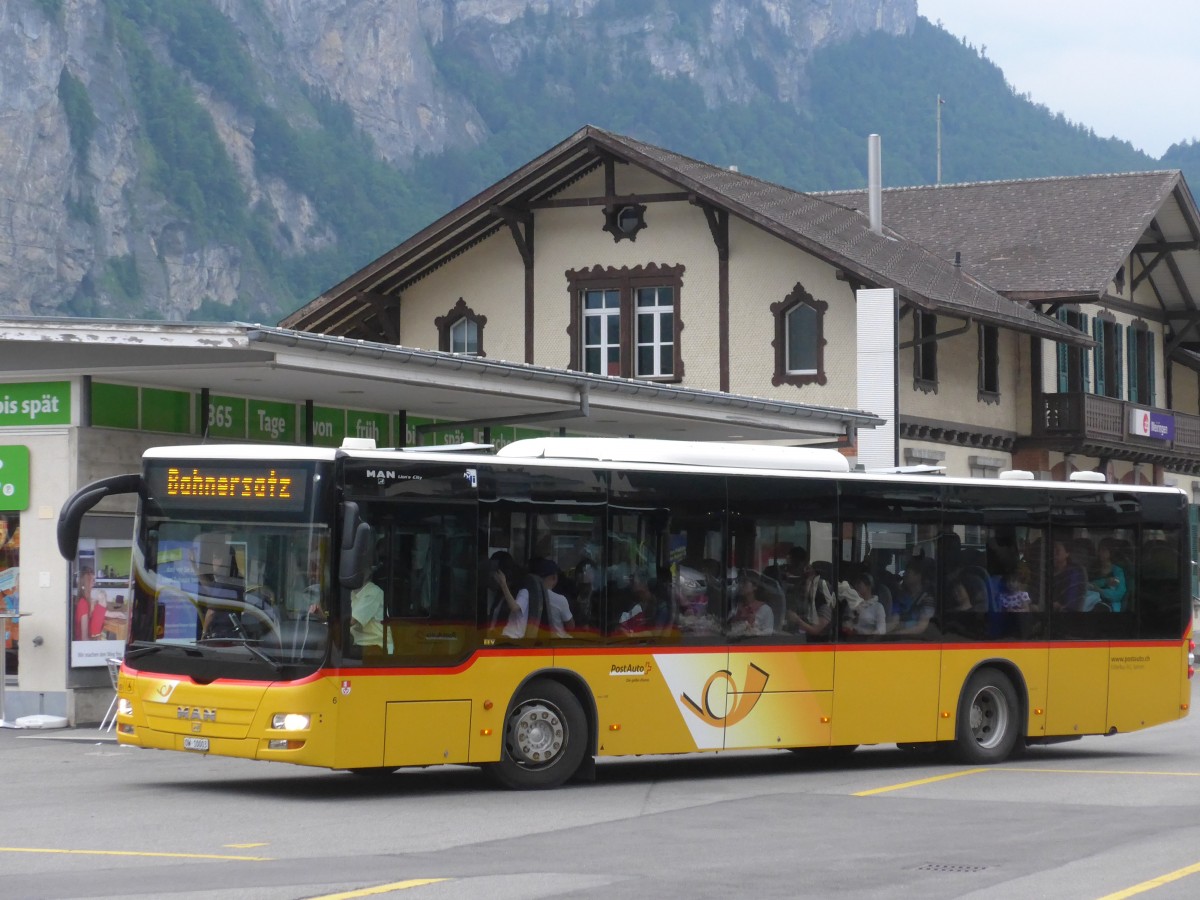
[955,668,1020,764]
[486,679,588,790]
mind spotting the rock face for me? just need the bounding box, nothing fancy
[0,0,915,321]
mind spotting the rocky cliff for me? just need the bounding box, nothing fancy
[0,0,915,321]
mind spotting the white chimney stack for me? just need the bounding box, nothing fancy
[868,134,882,235]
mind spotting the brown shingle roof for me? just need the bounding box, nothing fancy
[595,129,1085,342]
[283,126,1089,345]
[820,171,1185,295]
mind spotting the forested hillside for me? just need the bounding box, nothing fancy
[2,0,1190,324]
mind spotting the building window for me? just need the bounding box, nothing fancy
[770,282,827,387]
[1127,323,1155,406]
[566,264,685,381]
[435,299,486,356]
[1093,314,1123,399]
[449,318,478,354]
[914,312,938,392]
[978,324,999,403]
[1055,309,1089,392]
[583,289,621,375]
[636,286,674,377]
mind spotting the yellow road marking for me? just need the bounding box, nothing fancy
[0,846,270,861]
[856,765,1200,797]
[853,768,988,796]
[304,879,448,899]
[1005,768,1200,778]
[1096,860,1200,899]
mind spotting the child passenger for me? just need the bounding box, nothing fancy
[997,564,1032,612]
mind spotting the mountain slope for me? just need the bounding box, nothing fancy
[0,0,1185,324]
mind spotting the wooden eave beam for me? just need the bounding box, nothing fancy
[1133,241,1199,253]
[360,291,400,344]
[492,205,534,265]
[528,191,691,209]
[1131,250,1167,291]
[690,198,728,259]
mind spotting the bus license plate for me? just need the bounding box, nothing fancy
[183,737,209,752]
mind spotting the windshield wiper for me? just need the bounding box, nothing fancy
[125,643,202,660]
[197,637,284,673]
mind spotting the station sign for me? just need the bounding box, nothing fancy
[1128,408,1175,441]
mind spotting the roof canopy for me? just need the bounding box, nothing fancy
[0,318,879,443]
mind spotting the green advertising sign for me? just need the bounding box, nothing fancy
[203,395,247,439]
[141,388,192,434]
[309,406,346,447]
[348,409,390,446]
[0,445,29,510]
[0,381,71,427]
[248,399,296,443]
[91,383,139,429]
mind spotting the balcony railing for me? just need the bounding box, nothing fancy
[1034,393,1200,457]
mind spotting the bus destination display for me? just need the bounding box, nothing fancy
[147,464,309,512]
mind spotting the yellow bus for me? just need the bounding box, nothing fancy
[58,437,1194,789]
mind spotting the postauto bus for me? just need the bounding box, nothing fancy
[58,437,1194,788]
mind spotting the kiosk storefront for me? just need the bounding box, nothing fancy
[0,319,874,724]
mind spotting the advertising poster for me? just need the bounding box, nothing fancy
[70,538,130,668]
[0,513,19,677]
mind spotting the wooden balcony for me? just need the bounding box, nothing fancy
[1031,393,1200,469]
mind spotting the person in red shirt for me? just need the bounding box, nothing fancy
[73,566,97,640]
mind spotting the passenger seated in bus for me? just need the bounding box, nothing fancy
[493,555,554,640]
[996,563,1033,612]
[567,542,597,629]
[780,547,833,638]
[1089,538,1127,612]
[616,570,665,635]
[841,571,886,636]
[545,577,575,638]
[1051,540,1089,611]
[727,570,774,636]
[948,569,988,613]
[890,556,936,635]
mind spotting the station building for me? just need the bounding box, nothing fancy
[4,125,1200,722]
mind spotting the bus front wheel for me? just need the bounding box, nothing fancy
[487,679,588,790]
[955,668,1020,764]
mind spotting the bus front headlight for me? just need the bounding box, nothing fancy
[272,713,311,731]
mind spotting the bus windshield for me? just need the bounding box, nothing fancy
[128,459,333,677]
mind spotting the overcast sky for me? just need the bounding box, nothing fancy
[916,1,1200,158]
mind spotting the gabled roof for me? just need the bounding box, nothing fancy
[821,171,1200,310]
[282,126,1089,346]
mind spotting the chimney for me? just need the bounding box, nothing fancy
[868,134,882,235]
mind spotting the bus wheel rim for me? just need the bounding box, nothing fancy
[509,701,566,767]
[968,685,1008,750]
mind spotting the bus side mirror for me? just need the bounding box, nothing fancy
[337,502,372,590]
[57,473,145,560]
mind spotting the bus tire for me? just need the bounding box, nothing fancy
[486,679,588,790]
[955,668,1020,764]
